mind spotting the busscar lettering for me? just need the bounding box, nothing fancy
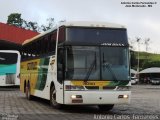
[27,62,37,70]
[101,43,125,46]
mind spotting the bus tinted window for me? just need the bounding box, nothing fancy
[0,53,18,64]
[66,27,128,45]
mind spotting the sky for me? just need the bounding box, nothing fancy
[0,0,160,53]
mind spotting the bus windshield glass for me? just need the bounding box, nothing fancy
[0,53,18,74]
[101,47,129,80]
[65,46,129,81]
[66,46,100,80]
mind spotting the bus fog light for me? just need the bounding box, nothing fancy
[76,95,82,98]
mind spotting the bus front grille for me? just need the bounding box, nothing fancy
[85,86,99,90]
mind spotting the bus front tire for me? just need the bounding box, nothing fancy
[50,86,61,109]
[98,104,114,111]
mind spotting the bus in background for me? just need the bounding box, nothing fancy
[0,50,21,86]
[20,21,131,111]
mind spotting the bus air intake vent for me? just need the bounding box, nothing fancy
[103,86,116,90]
[5,73,15,84]
[85,86,99,90]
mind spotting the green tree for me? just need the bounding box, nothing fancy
[41,18,54,31]
[142,61,160,69]
[7,13,23,27]
[23,21,39,32]
[7,13,54,32]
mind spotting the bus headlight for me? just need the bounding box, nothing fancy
[118,94,129,99]
[123,94,129,98]
[65,85,85,91]
[71,95,83,103]
[117,86,130,91]
[71,95,76,99]
[71,95,82,99]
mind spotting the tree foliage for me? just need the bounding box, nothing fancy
[130,51,160,70]
[7,13,54,32]
[129,37,154,70]
[41,18,54,31]
[142,61,160,69]
[23,21,39,32]
[7,13,23,27]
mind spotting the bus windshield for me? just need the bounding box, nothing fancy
[0,52,18,75]
[65,46,129,81]
[66,46,100,80]
[101,47,129,80]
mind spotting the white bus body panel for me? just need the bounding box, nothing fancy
[32,56,64,104]
[0,75,8,86]
[64,90,131,105]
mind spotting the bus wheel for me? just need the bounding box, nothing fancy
[98,104,114,111]
[25,84,33,100]
[50,86,61,109]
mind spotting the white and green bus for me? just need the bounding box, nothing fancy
[0,50,21,86]
[20,21,131,111]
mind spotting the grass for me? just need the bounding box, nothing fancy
[131,51,160,70]
[134,51,160,61]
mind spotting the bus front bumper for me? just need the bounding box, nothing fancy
[64,90,131,105]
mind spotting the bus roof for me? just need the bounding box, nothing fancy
[22,21,126,45]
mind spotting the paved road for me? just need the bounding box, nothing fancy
[0,85,160,120]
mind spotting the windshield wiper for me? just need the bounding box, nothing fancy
[84,53,96,81]
[103,63,118,81]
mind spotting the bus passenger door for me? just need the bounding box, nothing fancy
[56,48,65,104]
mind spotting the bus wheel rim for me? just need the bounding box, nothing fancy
[51,90,56,105]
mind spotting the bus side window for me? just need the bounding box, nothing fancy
[44,37,48,53]
[57,48,64,84]
[35,42,39,56]
[58,27,65,43]
[40,39,44,55]
[48,35,55,53]
[50,32,57,52]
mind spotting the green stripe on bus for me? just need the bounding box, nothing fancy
[108,81,129,86]
[36,58,50,90]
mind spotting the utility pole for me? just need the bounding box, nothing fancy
[136,37,141,81]
[145,38,150,52]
